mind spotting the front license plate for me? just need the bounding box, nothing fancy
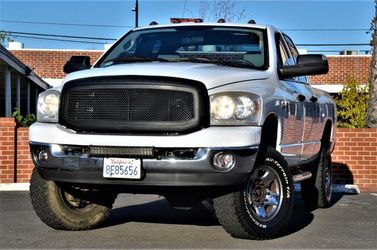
[103,158,141,179]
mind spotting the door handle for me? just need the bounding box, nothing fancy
[296,94,306,102]
[310,96,318,103]
[280,100,290,109]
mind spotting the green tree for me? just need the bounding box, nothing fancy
[335,77,370,128]
[0,32,12,46]
[11,109,36,127]
[366,0,377,127]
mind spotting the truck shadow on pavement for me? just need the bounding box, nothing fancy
[100,190,346,237]
[280,190,347,237]
[102,198,219,227]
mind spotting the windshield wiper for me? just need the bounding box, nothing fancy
[168,57,226,66]
[220,59,257,69]
[168,57,256,69]
[103,56,169,65]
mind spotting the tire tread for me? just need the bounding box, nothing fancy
[30,168,112,230]
[301,147,332,209]
[214,147,293,239]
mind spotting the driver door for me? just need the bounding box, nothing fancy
[276,34,305,166]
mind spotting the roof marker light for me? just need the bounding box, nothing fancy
[170,18,203,24]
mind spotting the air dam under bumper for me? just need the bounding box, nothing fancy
[30,143,259,186]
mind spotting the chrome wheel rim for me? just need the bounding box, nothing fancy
[59,186,95,211]
[246,165,283,221]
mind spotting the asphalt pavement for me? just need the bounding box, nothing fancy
[0,191,376,249]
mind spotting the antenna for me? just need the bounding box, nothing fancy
[132,0,139,28]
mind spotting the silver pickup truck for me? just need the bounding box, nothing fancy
[29,22,336,239]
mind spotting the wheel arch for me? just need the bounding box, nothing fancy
[255,113,279,166]
[321,119,333,152]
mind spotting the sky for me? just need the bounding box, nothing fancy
[0,0,374,54]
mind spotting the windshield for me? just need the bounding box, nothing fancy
[97,26,267,70]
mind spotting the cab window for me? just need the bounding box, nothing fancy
[283,34,299,60]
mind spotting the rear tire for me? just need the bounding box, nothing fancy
[213,147,294,239]
[301,145,332,209]
[30,168,116,230]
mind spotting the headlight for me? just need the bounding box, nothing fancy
[211,96,236,120]
[210,92,261,125]
[37,90,60,122]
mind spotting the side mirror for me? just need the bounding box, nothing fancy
[279,54,329,78]
[63,56,91,74]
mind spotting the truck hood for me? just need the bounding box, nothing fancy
[61,62,269,90]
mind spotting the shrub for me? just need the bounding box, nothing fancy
[334,77,370,128]
[11,109,36,127]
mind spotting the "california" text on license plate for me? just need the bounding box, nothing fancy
[103,158,141,179]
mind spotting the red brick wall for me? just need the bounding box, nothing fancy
[10,50,104,79]
[16,128,34,183]
[1,118,376,191]
[0,118,16,183]
[0,118,34,183]
[332,128,377,192]
[310,56,371,85]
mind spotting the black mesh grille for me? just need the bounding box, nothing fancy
[66,88,194,122]
[59,77,208,133]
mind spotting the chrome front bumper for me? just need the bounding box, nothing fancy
[30,143,259,186]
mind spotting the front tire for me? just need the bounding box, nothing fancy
[213,147,294,239]
[30,169,116,230]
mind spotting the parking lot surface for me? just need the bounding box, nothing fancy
[0,191,376,249]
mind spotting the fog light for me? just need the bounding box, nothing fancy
[213,152,235,171]
[38,150,48,162]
